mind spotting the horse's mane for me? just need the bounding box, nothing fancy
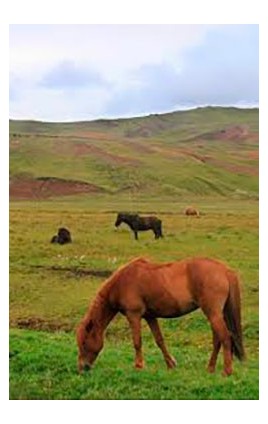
[84,258,149,324]
[98,257,150,295]
[120,212,139,217]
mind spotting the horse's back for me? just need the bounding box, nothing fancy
[139,215,161,227]
[108,258,194,317]
[107,257,232,317]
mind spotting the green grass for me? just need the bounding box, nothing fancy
[9,327,258,400]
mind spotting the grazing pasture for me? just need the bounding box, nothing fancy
[9,199,258,399]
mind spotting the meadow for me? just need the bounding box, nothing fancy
[9,198,258,399]
[9,107,259,399]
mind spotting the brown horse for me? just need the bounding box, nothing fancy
[76,257,245,376]
[185,207,200,217]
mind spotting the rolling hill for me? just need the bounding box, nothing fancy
[9,107,259,201]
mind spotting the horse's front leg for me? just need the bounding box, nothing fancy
[145,317,177,369]
[126,312,144,368]
[134,231,138,240]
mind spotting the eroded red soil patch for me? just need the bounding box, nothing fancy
[247,150,259,160]
[9,176,104,200]
[201,125,250,141]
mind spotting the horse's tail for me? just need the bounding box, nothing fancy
[224,270,246,361]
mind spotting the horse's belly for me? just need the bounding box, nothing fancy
[144,297,198,318]
[141,271,197,318]
[137,226,149,231]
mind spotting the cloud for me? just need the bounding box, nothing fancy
[40,60,109,90]
[10,25,208,80]
[105,64,181,116]
[9,25,259,121]
[105,25,259,117]
[177,25,259,105]
[9,85,112,122]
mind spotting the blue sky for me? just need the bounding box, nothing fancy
[9,24,259,121]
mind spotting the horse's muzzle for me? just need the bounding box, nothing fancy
[78,359,92,374]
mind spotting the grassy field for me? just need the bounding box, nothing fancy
[9,108,259,399]
[9,199,258,399]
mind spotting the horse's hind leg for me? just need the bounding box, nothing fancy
[126,312,144,369]
[208,313,233,376]
[145,317,177,369]
[207,330,221,373]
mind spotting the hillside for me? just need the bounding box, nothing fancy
[9,107,259,200]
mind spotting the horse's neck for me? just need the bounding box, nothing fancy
[125,217,136,228]
[88,292,114,333]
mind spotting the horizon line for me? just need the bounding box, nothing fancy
[9,104,259,125]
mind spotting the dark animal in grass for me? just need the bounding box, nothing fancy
[185,207,200,217]
[76,256,245,376]
[50,227,72,244]
[50,235,59,243]
[115,212,163,240]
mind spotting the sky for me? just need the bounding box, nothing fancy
[9,24,259,122]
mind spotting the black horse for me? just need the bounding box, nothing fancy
[50,227,72,245]
[115,212,163,240]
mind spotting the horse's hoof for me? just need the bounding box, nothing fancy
[221,369,232,377]
[135,361,145,369]
[167,356,177,369]
[207,365,216,374]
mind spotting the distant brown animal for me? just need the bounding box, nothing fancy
[185,207,200,217]
[76,257,245,376]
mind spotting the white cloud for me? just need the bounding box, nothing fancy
[10,25,209,81]
[9,24,258,121]
[10,85,112,121]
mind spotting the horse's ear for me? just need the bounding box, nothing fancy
[85,320,93,333]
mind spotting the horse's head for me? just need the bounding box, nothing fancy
[115,213,124,227]
[76,319,104,373]
[115,212,139,227]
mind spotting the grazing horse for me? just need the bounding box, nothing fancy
[115,212,163,240]
[76,257,245,376]
[185,207,200,217]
